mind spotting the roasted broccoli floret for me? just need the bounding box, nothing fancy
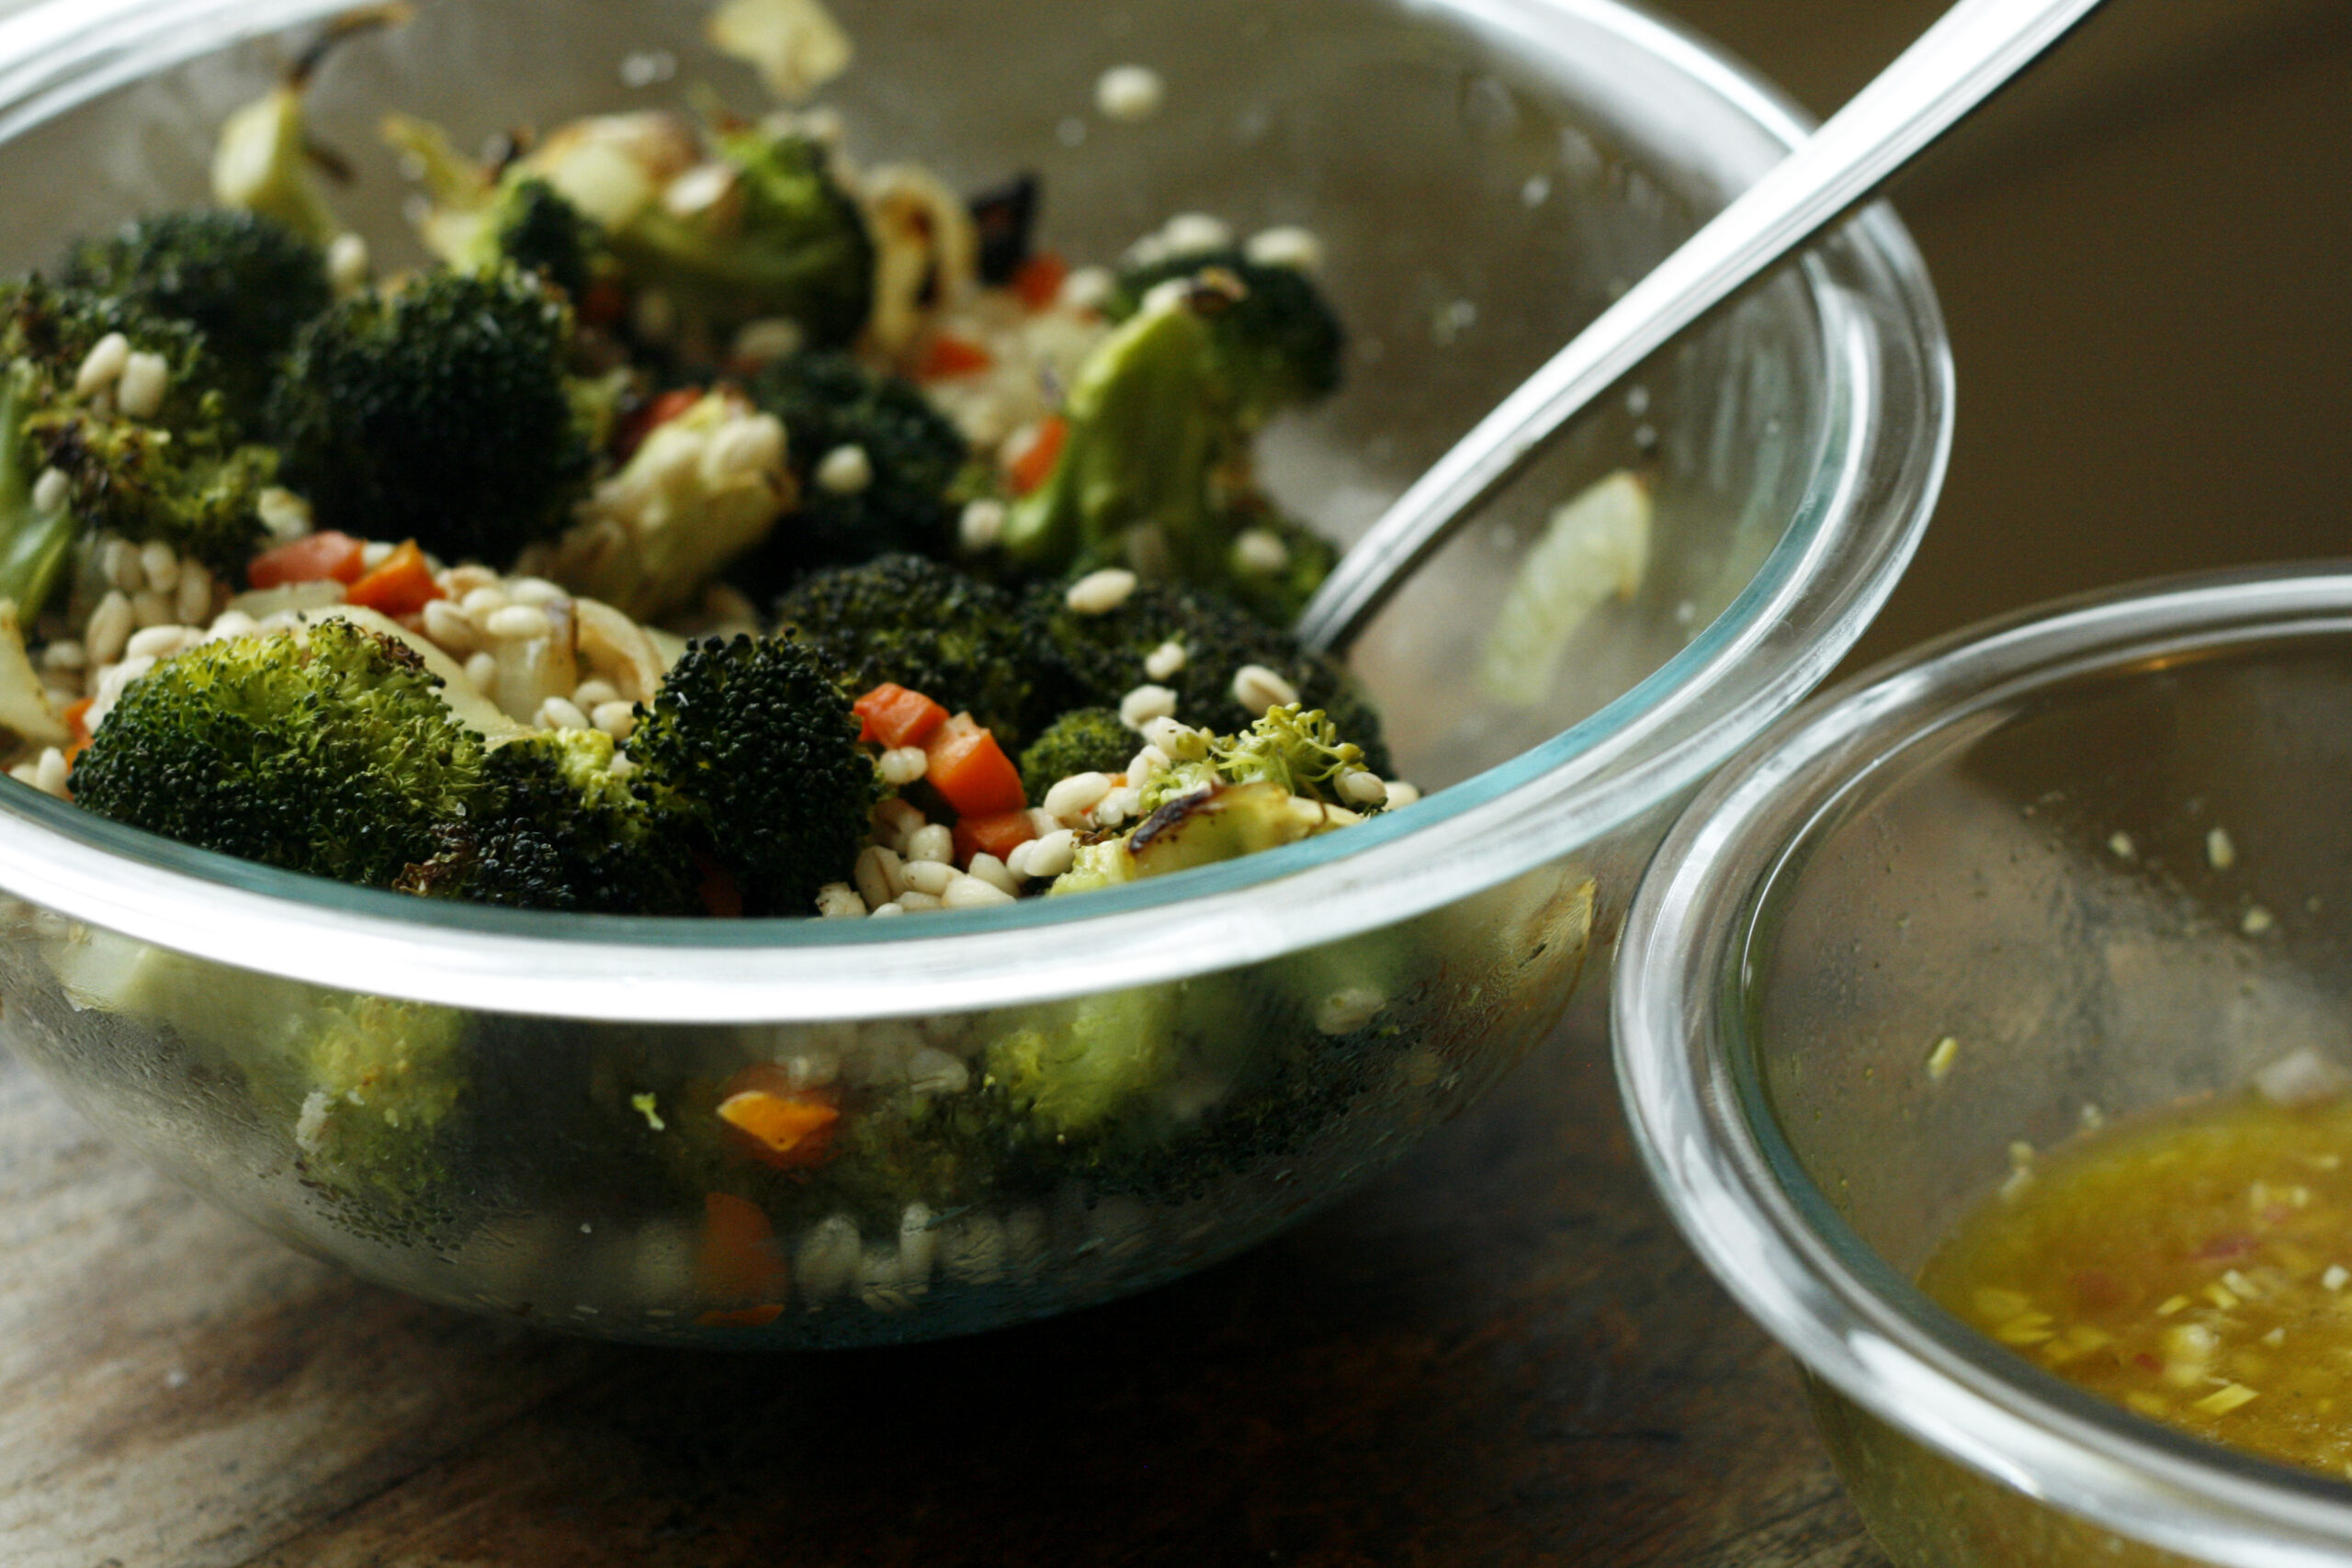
[775,555,1058,746]
[401,728,703,916]
[380,114,609,302]
[624,633,877,916]
[288,992,472,1233]
[1000,259,1346,613]
[0,278,276,607]
[71,619,490,889]
[604,122,875,351]
[60,209,332,427]
[1028,579,1389,773]
[1138,703,1379,815]
[1105,248,1343,433]
[733,350,966,588]
[521,387,793,620]
[1016,706,1133,801]
[268,265,598,566]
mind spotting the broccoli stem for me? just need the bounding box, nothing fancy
[0,362,76,619]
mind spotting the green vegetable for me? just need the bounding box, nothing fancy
[0,278,277,613]
[268,265,598,566]
[403,727,703,916]
[1105,247,1343,433]
[1001,253,1345,614]
[1052,778,1357,895]
[606,124,874,351]
[61,209,333,427]
[735,349,966,587]
[1016,706,1133,801]
[776,554,1060,746]
[1027,578,1389,773]
[624,632,877,915]
[1136,702,1375,815]
[70,619,490,889]
[380,114,609,302]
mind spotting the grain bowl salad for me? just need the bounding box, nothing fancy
[0,1,1586,1337]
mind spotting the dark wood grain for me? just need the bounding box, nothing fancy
[0,988,1884,1568]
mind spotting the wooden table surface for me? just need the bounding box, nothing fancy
[0,986,1887,1568]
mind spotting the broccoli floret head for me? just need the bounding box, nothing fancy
[733,350,966,588]
[998,278,1346,614]
[1028,579,1389,774]
[268,265,597,566]
[1,279,276,612]
[61,209,333,428]
[607,125,875,351]
[485,176,605,303]
[401,727,703,916]
[624,632,877,915]
[71,619,491,889]
[775,554,1058,746]
[1106,248,1343,432]
[1016,706,1133,801]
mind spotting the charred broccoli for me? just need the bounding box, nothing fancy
[1137,703,1381,814]
[603,122,875,351]
[60,209,333,426]
[734,350,966,588]
[775,555,1058,746]
[380,114,608,301]
[1000,258,1345,615]
[1016,706,1133,800]
[1,278,276,614]
[402,728,703,916]
[70,619,490,889]
[1104,247,1343,433]
[624,633,877,916]
[1028,578,1389,773]
[268,265,598,566]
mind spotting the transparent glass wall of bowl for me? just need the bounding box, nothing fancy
[1703,610,2352,1566]
[1,831,1634,1347]
[1747,634,2352,1273]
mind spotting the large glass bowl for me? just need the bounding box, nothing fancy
[1617,566,2352,1565]
[0,0,1947,1347]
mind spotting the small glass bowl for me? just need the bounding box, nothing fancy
[0,0,1949,1347]
[1617,565,2352,1565]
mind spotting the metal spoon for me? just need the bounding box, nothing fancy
[1294,0,2108,656]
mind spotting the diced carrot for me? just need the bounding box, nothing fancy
[924,713,1026,818]
[953,809,1037,867]
[617,386,706,460]
[247,530,366,590]
[695,1191,786,1304]
[1005,414,1067,497]
[61,697,95,767]
[916,333,994,380]
[1012,250,1069,312]
[716,1065,841,1170]
[343,539,444,618]
[853,682,949,749]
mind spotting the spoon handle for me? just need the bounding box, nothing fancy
[1294,0,2107,656]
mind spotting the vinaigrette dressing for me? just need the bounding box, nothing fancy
[1922,1093,2352,1476]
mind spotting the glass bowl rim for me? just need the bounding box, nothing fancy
[1615,561,2352,1566]
[0,0,1950,1022]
